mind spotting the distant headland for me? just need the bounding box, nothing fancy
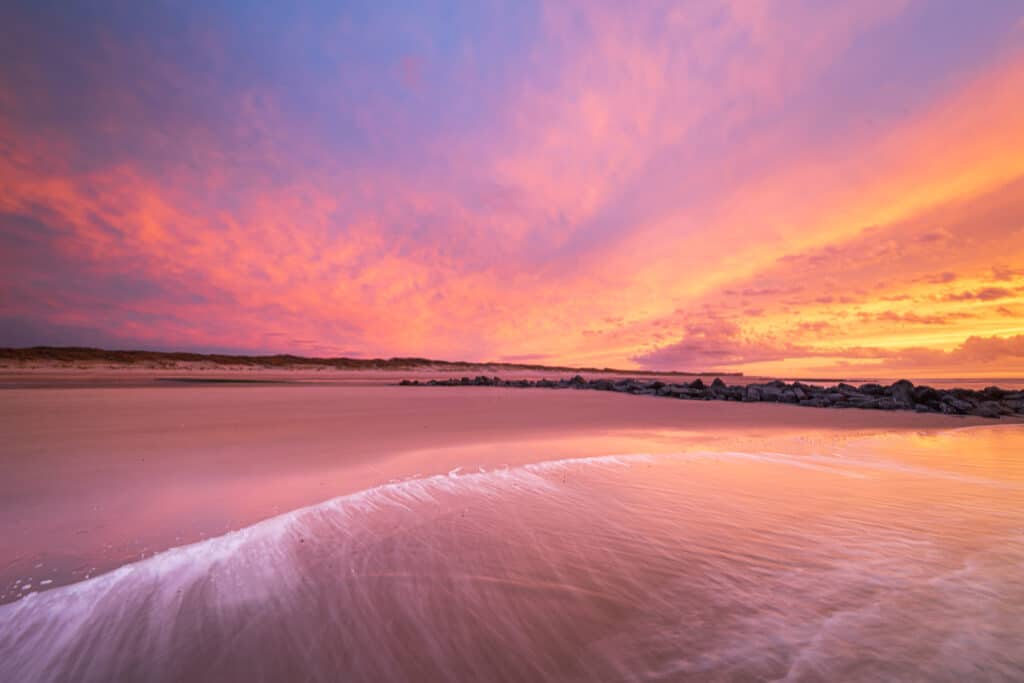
[0,346,742,377]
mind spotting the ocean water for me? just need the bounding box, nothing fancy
[2,427,1022,682]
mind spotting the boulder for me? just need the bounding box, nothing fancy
[913,386,940,404]
[847,397,880,409]
[799,398,828,408]
[975,401,1004,418]
[941,395,974,414]
[890,379,916,408]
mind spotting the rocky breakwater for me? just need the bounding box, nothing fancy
[398,376,1024,418]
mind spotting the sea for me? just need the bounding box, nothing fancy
[1,426,1022,682]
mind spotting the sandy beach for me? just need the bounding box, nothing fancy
[1,370,1011,604]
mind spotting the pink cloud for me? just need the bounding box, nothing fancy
[943,287,1014,302]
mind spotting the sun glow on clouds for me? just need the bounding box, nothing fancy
[1,0,1023,377]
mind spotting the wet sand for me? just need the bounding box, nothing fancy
[3,375,1024,681]
[0,379,1008,603]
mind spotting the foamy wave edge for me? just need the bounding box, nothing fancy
[0,451,661,618]
[4,440,1017,619]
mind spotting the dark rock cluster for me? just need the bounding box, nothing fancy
[398,376,1024,418]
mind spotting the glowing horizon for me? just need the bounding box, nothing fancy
[2,2,1023,377]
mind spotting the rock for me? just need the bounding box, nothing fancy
[664,383,688,397]
[401,373,1018,417]
[890,379,916,408]
[858,383,885,396]
[847,397,880,409]
[941,395,974,414]
[975,401,1004,418]
[913,386,940,404]
[982,386,1006,400]
[799,398,828,407]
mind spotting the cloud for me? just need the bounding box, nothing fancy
[1,2,1023,375]
[636,328,1024,374]
[632,318,826,370]
[992,265,1024,281]
[922,271,957,284]
[866,311,975,325]
[943,287,1014,302]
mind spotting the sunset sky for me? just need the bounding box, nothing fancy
[2,1,1023,377]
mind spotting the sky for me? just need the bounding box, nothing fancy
[1,0,1023,377]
